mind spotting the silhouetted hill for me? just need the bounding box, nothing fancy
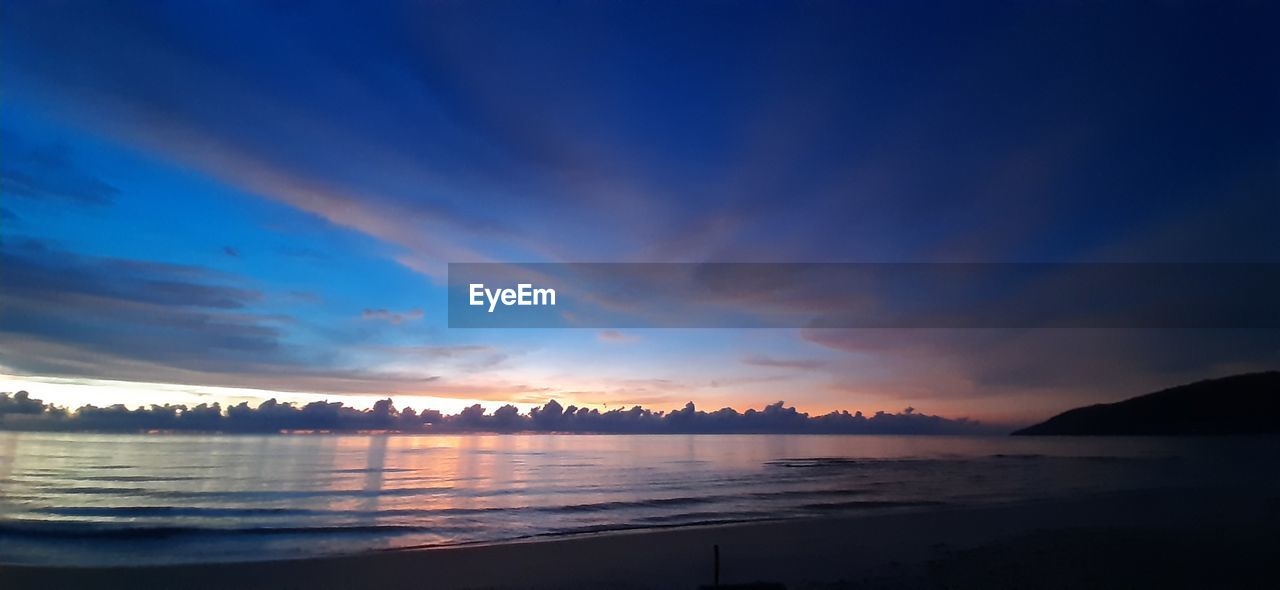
[1014,372,1280,435]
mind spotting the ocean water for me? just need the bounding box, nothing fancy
[1,432,1276,566]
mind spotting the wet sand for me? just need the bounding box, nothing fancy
[2,488,1276,589]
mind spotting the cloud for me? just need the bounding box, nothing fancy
[0,392,994,435]
[597,330,639,343]
[741,355,827,370]
[361,308,424,325]
[285,291,322,304]
[0,336,443,400]
[0,3,579,277]
[2,238,261,308]
[374,344,509,371]
[0,131,119,206]
[0,240,444,396]
[379,345,495,358]
[1,239,274,369]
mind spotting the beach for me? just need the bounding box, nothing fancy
[3,487,1275,589]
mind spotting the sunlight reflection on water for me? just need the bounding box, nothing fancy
[1,432,1276,565]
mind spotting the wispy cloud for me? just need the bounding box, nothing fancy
[597,330,639,344]
[741,355,827,370]
[361,308,424,325]
[0,131,119,206]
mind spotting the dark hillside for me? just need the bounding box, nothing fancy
[1014,372,1280,435]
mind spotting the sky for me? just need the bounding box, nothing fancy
[1,1,1277,427]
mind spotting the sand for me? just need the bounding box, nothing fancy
[2,488,1276,589]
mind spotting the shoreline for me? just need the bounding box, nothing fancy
[3,487,1276,589]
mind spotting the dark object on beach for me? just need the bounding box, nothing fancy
[699,543,787,590]
[1014,371,1280,435]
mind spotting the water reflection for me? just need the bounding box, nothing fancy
[357,435,388,523]
[0,432,1276,565]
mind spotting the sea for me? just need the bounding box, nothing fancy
[1,432,1276,566]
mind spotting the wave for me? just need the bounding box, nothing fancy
[631,510,780,524]
[550,495,716,512]
[33,485,457,501]
[76,475,205,482]
[798,500,943,511]
[32,506,327,518]
[24,486,888,521]
[0,520,472,540]
[330,467,415,474]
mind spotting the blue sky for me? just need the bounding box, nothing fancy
[1,1,1276,426]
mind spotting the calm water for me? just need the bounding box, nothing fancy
[1,432,1276,565]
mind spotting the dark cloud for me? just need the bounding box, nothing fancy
[2,239,259,309]
[0,392,994,435]
[0,132,120,206]
[0,240,438,394]
[0,240,275,372]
